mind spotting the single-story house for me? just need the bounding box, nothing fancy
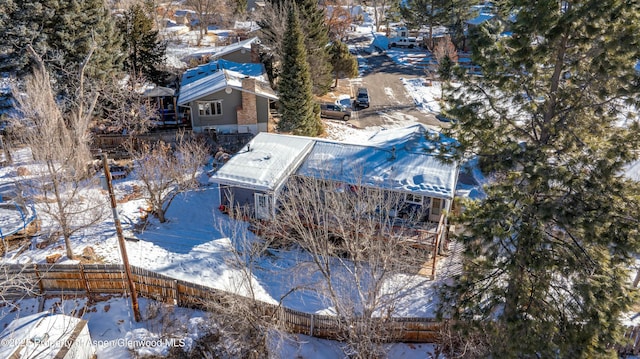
[0,312,95,359]
[177,59,278,134]
[210,124,459,223]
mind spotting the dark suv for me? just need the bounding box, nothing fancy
[355,87,370,108]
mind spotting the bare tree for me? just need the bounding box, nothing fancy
[131,132,209,223]
[185,0,228,46]
[11,47,109,260]
[371,0,389,32]
[97,74,157,136]
[256,0,291,83]
[0,265,38,317]
[254,175,434,358]
[326,3,353,41]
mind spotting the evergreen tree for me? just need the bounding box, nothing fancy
[400,0,479,50]
[0,0,123,87]
[400,0,447,49]
[278,6,323,137]
[328,41,358,88]
[296,0,332,95]
[48,0,123,83]
[0,0,58,76]
[438,0,640,357]
[259,0,333,95]
[119,2,168,84]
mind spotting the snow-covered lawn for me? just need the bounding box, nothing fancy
[0,11,473,357]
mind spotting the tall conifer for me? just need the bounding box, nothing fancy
[295,0,332,95]
[119,3,168,84]
[0,0,122,86]
[278,6,323,137]
[329,41,358,88]
[259,0,333,95]
[438,0,640,356]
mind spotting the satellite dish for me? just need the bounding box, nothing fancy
[225,87,232,94]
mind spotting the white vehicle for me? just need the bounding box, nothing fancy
[390,37,418,49]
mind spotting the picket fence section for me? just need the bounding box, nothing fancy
[3,263,440,343]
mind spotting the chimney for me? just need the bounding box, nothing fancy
[236,77,258,131]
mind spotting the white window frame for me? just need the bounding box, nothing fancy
[197,100,223,116]
[405,193,423,205]
[255,193,271,220]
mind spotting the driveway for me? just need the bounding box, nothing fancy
[346,47,444,130]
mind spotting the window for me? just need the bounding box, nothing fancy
[197,100,223,116]
[258,195,267,208]
[405,193,423,205]
[255,193,271,220]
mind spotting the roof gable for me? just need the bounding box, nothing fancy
[209,133,315,192]
[177,59,276,105]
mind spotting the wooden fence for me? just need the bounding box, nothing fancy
[2,263,440,343]
[6,263,640,352]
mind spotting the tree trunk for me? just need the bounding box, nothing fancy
[64,234,74,260]
[157,209,167,223]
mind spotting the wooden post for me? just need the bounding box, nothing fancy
[431,214,445,280]
[78,263,91,295]
[173,279,179,306]
[102,154,141,322]
[34,264,44,295]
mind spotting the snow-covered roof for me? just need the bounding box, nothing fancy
[0,312,94,359]
[211,125,459,199]
[177,59,276,106]
[466,13,496,26]
[366,123,456,154]
[297,135,458,199]
[180,37,260,63]
[143,86,175,98]
[178,70,227,106]
[209,133,315,192]
[234,21,260,32]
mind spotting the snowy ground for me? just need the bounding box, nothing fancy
[1,6,637,359]
[0,10,461,358]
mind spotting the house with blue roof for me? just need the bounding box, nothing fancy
[177,58,278,134]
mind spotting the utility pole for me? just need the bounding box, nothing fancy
[101,154,141,322]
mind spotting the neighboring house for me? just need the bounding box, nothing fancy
[0,312,95,359]
[177,59,278,134]
[210,124,459,223]
[181,37,261,65]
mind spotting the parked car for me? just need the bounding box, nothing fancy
[390,37,418,49]
[355,87,370,109]
[320,103,351,121]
